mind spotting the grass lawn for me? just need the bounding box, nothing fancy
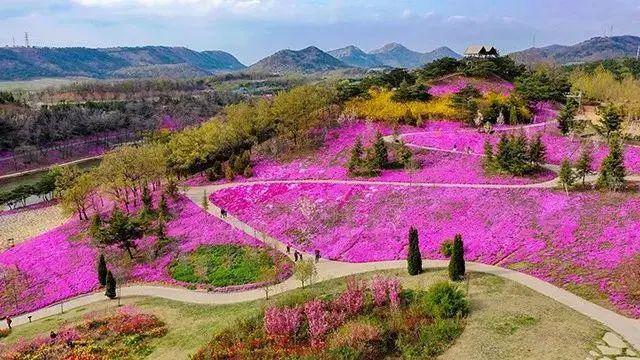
[169,244,274,287]
[0,270,605,359]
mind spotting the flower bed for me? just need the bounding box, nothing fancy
[0,305,166,359]
[210,182,640,317]
[0,195,291,317]
[193,277,467,359]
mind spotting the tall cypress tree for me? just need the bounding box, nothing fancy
[97,254,108,286]
[448,234,465,281]
[407,227,422,275]
[105,271,117,299]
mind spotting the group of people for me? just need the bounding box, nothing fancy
[286,245,321,263]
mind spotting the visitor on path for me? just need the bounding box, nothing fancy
[220,208,227,218]
[286,245,290,253]
[315,250,320,263]
[5,316,11,329]
[294,251,299,261]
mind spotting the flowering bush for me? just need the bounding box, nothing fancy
[264,306,303,340]
[193,276,466,359]
[0,306,166,360]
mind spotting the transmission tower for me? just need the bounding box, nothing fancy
[24,32,29,48]
[11,35,15,47]
[636,45,640,60]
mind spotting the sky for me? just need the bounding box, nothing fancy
[1,0,639,65]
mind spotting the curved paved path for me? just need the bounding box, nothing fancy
[5,123,640,351]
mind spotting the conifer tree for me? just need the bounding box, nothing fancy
[559,159,575,193]
[407,227,422,276]
[371,131,389,170]
[575,147,592,186]
[97,254,108,287]
[448,234,465,281]
[528,134,546,167]
[105,271,117,299]
[597,136,626,191]
[347,136,364,175]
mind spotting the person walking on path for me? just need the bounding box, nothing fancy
[6,316,12,330]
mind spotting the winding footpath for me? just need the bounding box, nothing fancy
[4,124,640,351]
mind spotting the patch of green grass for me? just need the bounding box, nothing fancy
[168,245,274,287]
[487,313,538,335]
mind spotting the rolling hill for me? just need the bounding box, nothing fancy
[247,46,351,74]
[328,46,384,68]
[0,46,246,80]
[368,43,461,68]
[510,35,640,65]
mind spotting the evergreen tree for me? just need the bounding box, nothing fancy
[528,134,546,167]
[407,227,422,276]
[201,190,209,211]
[371,131,389,170]
[397,140,414,169]
[597,104,622,138]
[557,98,578,135]
[100,209,143,259]
[559,159,575,192]
[105,271,117,299]
[575,147,592,186]
[597,136,626,191]
[347,136,364,175]
[448,234,465,281]
[97,254,108,287]
[597,103,623,138]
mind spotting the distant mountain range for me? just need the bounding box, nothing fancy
[247,46,349,74]
[510,35,640,65]
[3,35,639,80]
[248,43,461,74]
[329,43,460,69]
[0,46,246,80]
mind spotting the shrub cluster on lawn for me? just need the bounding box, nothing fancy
[0,306,166,360]
[193,277,468,359]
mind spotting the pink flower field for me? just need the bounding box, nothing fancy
[403,121,640,174]
[186,120,555,187]
[0,195,290,317]
[427,75,514,97]
[210,183,640,317]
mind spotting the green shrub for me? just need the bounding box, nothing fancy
[440,239,453,257]
[397,318,463,358]
[424,281,469,318]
